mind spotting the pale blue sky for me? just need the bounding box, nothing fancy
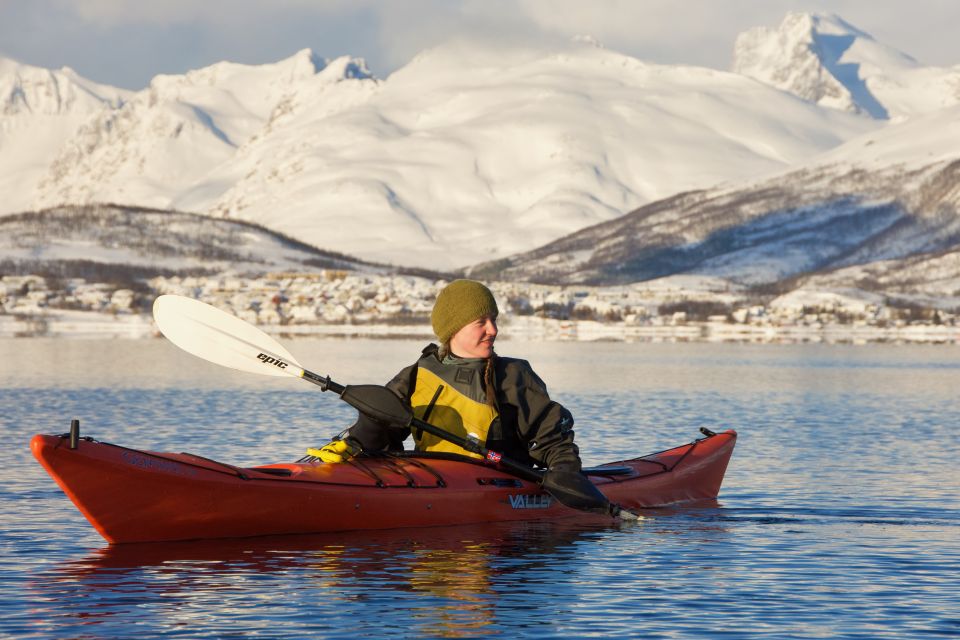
[1,0,957,88]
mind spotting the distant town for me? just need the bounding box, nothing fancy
[1,271,958,343]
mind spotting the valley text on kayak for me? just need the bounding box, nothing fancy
[508,494,553,510]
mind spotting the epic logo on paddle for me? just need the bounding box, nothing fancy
[257,353,288,369]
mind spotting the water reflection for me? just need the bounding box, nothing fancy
[25,511,739,638]
[32,521,619,638]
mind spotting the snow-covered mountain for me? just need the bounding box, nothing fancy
[2,12,959,275]
[31,50,374,213]
[734,12,960,120]
[200,39,883,270]
[3,32,881,271]
[0,57,130,214]
[466,104,960,310]
[0,57,127,115]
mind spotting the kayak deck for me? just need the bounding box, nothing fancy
[31,429,736,543]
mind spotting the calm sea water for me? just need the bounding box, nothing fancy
[1,337,958,639]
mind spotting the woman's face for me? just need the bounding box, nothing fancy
[449,315,498,359]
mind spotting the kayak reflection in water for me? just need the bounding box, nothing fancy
[307,279,611,515]
[44,522,592,638]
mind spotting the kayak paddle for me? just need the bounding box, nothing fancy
[152,294,639,521]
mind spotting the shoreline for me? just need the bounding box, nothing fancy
[3,310,959,344]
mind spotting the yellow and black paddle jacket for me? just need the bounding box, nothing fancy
[344,344,581,471]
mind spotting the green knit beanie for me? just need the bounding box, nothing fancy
[431,279,499,344]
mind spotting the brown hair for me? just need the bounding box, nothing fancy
[483,355,497,408]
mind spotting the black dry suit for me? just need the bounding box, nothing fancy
[344,344,583,472]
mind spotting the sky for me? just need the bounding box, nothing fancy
[1,0,959,89]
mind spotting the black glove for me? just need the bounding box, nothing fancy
[542,467,642,520]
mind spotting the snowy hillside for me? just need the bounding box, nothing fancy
[467,103,960,312]
[734,12,960,120]
[0,204,381,279]
[3,35,878,271]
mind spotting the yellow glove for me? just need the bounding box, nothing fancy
[306,439,359,463]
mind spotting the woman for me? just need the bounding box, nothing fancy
[308,279,619,516]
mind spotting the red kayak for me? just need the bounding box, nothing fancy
[31,429,736,544]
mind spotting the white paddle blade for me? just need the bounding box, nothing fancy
[153,295,302,377]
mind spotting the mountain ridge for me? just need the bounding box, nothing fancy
[733,12,960,120]
[0,19,893,270]
[464,115,960,312]
[0,203,387,279]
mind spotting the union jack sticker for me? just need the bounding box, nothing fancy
[486,451,502,463]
